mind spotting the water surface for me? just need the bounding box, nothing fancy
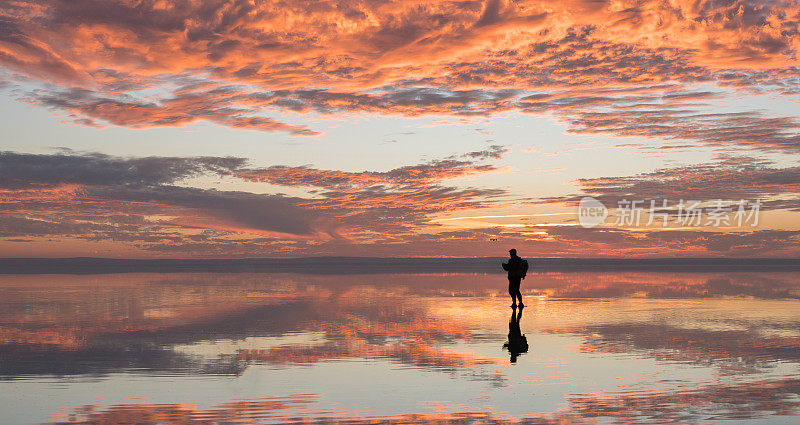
[1,271,799,424]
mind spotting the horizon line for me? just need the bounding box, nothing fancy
[1,256,798,275]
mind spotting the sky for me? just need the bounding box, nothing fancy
[0,0,799,258]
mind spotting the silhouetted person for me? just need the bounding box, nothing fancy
[501,248,528,307]
[503,305,528,363]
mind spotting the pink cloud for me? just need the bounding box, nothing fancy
[0,0,797,144]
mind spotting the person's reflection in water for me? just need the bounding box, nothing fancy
[503,305,528,363]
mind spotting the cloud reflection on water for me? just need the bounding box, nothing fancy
[0,271,798,423]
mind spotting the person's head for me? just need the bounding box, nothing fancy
[509,248,517,257]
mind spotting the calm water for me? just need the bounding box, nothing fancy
[1,271,799,424]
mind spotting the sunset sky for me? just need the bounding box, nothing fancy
[1,0,799,258]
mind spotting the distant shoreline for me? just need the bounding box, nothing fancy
[0,257,798,275]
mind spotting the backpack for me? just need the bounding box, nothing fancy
[503,257,530,278]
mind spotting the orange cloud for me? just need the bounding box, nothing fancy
[541,154,800,211]
[0,0,798,145]
[0,150,517,255]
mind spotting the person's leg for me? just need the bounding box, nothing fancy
[509,277,523,306]
[509,277,521,307]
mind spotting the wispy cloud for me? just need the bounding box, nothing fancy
[541,155,800,211]
[0,149,512,254]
